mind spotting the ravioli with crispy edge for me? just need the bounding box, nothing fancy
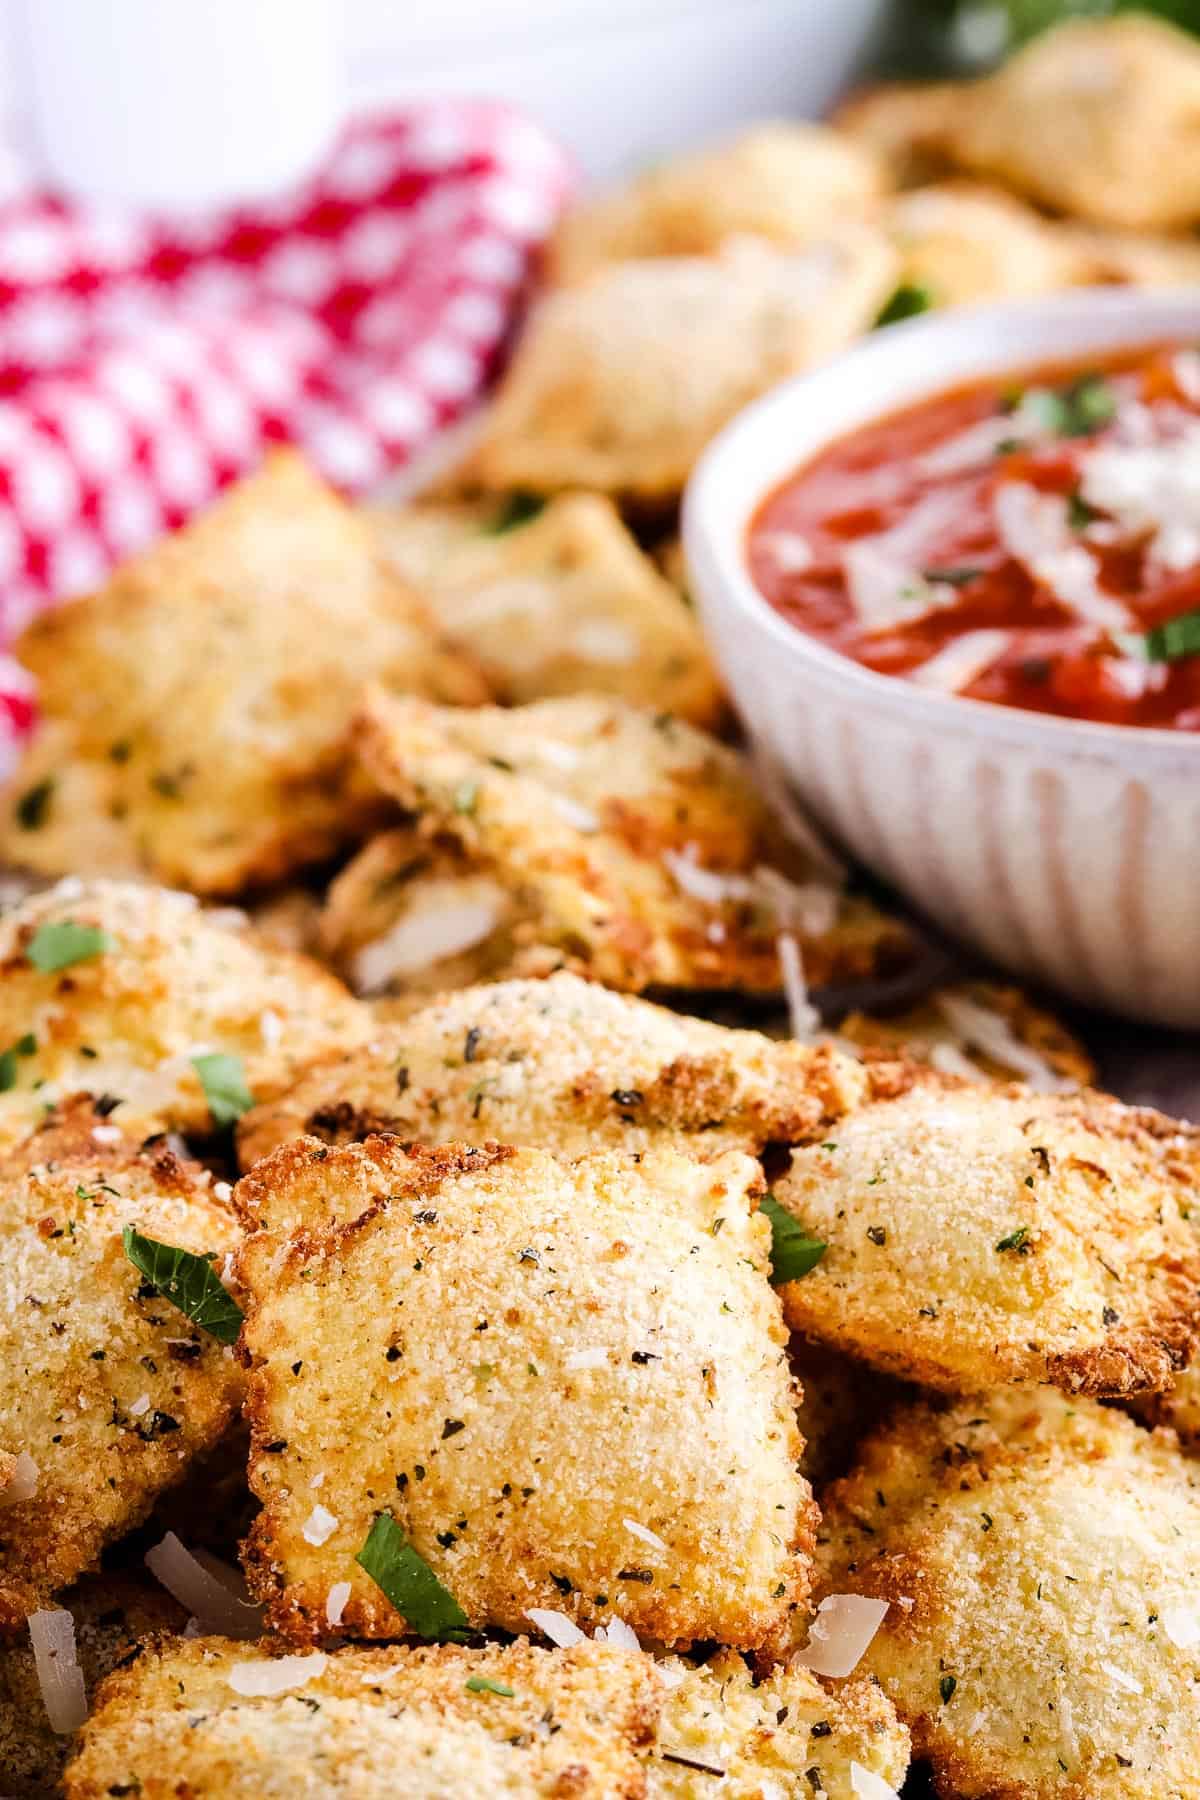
[0,1103,242,1625]
[235,969,870,1171]
[237,1138,813,1652]
[650,1649,909,1799]
[369,491,723,727]
[0,879,370,1153]
[942,15,1200,232]
[64,1637,660,1800]
[549,121,890,284]
[816,1390,1200,1800]
[837,979,1095,1090]
[773,1085,1200,1396]
[883,182,1087,307]
[0,1575,184,1798]
[345,687,913,999]
[469,232,897,501]
[2,452,486,895]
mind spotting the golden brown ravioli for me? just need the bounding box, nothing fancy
[469,233,897,501]
[883,182,1085,307]
[774,1085,1200,1396]
[550,122,890,283]
[0,1105,242,1624]
[234,970,869,1170]
[237,1138,813,1652]
[650,1650,908,1799]
[0,1576,184,1798]
[2,452,486,895]
[816,1390,1200,1800]
[0,880,370,1153]
[341,688,912,1001]
[831,81,962,188]
[65,1637,660,1800]
[368,491,723,727]
[837,979,1095,1090]
[942,15,1200,231]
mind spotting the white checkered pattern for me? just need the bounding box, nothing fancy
[0,99,572,762]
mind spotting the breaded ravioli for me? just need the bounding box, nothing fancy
[837,980,1095,1090]
[830,82,961,188]
[344,688,912,999]
[650,1650,908,1799]
[1,452,486,895]
[549,122,889,283]
[369,492,723,727]
[816,1391,1200,1799]
[943,15,1200,232]
[773,1086,1200,1396]
[64,1637,660,1799]
[237,1139,812,1650]
[469,233,896,501]
[882,183,1085,307]
[0,1105,242,1623]
[0,1576,184,1798]
[235,970,869,1170]
[0,880,369,1152]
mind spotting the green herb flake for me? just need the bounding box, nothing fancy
[26,921,113,973]
[1067,491,1099,531]
[355,1511,469,1640]
[940,1674,957,1705]
[16,778,55,830]
[465,1675,515,1697]
[0,1031,36,1093]
[759,1195,826,1285]
[1022,374,1116,441]
[922,565,984,588]
[191,1053,254,1129]
[996,1226,1031,1254]
[1117,607,1200,665]
[874,282,935,328]
[122,1227,244,1344]
[453,781,479,816]
[482,492,544,535]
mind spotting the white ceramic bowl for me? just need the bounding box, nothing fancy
[684,289,1200,1029]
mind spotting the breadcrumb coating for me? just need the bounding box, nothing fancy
[774,1085,1200,1396]
[237,1138,813,1652]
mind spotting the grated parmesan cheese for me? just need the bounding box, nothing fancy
[1080,417,1200,575]
[227,1652,327,1699]
[935,993,1074,1093]
[301,1504,338,1547]
[850,1763,900,1800]
[909,630,1013,694]
[795,1593,889,1678]
[993,482,1131,628]
[1100,1660,1143,1696]
[565,1346,608,1371]
[526,1608,587,1648]
[351,886,505,993]
[325,1582,352,1628]
[28,1608,87,1735]
[777,932,821,1041]
[622,1518,668,1556]
[757,530,814,574]
[1161,1604,1200,1649]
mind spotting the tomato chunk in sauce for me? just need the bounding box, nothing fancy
[748,344,1200,729]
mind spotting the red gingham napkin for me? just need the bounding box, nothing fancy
[0,99,572,752]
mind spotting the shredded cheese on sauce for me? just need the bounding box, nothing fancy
[993,483,1131,629]
[1080,419,1200,575]
[909,630,1014,693]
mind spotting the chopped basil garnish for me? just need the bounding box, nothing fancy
[355,1512,469,1640]
[465,1675,514,1697]
[453,780,479,816]
[1116,607,1200,665]
[1066,491,1099,531]
[122,1226,244,1343]
[26,921,113,973]
[874,282,935,328]
[0,1032,35,1092]
[759,1195,826,1284]
[995,1227,1031,1254]
[1019,374,1116,440]
[16,778,54,830]
[482,493,544,535]
[192,1053,254,1129]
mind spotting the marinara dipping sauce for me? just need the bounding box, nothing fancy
[748,344,1200,729]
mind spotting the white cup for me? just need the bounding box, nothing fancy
[18,0,342,210]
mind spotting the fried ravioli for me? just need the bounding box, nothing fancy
[773,1086,1200,1396]
[369,491,723,726]
[650,1650,909,1799]
[470,233,897,501]
[237,1139,812,1650]
[0,1106,242,1623]
[0,880,369,1152]
[943,15,1200,232]
[235,970,869,1170]
[2,453,486,895]
[64,1637,660,1799]
[816,1390,1200,1799]
[549,122,889,283]
[837,980,1095,1090]
[0,1576,184,1797]
[883,183,1085,307]
[830,82,962,188]
[344,688,912,999]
